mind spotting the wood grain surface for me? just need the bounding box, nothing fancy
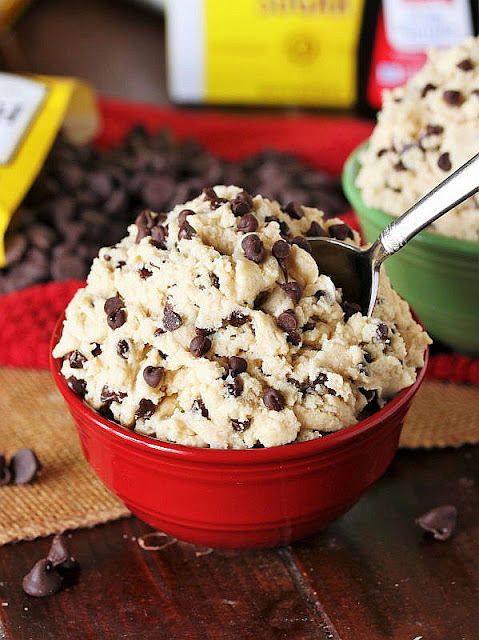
[1,446,478,640]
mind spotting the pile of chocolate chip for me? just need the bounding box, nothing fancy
[1,125,347,294]
[0,448,41,486]
[22,534,79,597]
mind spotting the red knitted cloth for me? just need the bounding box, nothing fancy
[0,99,477,384]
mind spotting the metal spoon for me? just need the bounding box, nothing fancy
[309,152,479,316]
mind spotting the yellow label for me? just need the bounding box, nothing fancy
[0,74,98,267]
[205,0,365,106]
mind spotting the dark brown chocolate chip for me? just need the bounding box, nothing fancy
[443,90,462,106]
[195,327,214,336]
[314,289,326,299]
[135,398,157,419]
[10,448,41,485]
[302,321,315,331]
[263,388,285,411]
[190,335,212,357]
[66,376,87,397]
[0,453,12,486]
[231,198,250,216]
[272,239,291,260]
[253,291,268,309]
[100,386,127,404]
[104,295,124,316]
[107,308,127,330]
[143,366,165,388]
[363,351,373,364]
[416,505,457,541]
[135,209,155,243]
[342,301,362,320]
[22,559,63,598]
[91,343,101,357]
[277,310,297,332]
[306,221,326,237]
[438,152,452,172]
[178,208,195,225]
[68,350,86,369]
[116,340,129,359]
[164,309,182,331]
[279,281,303,305]
[227,377,244,397]
[329,223,354,241]
[457,58,474,71]
[47,534,78,570]
[425,124,444,136]
[178,220,196,240]
[377,148,389,157]
[237,214,258,233]
[228,356,247,376]
[284,201,303,220]
[209,272,220,289]
[228,311,250,327]
[192,398,209,418]
[139,267,152,279]
[291,236,312,253]
[210,197,228,210]
[231,419,251,432]
[286,330,301,346]
[376,322,390,342]
[202,187,218,201]
[242,234,266,263]
[421,83,436,98]
[393,160,407,172]
[359,388,377,403]
[150,224,168,248]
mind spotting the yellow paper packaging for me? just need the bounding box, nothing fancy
[0,73,99,267]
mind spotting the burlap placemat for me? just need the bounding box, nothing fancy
[1,367,478,546]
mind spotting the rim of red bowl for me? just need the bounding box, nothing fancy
[50,313,428,464]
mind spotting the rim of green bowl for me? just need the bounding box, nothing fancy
[342,142,479,257]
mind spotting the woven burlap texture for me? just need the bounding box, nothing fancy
[1,367,478,546]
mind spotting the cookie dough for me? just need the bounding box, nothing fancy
[356,36,479,242]
[53,186,430,448]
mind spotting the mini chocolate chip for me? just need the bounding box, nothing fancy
[228,311,250,327]
[195,327,214,336]
[107,308,127,330]
[228,356,247,376]
[377,148,389,157]
[314,289,326,299]
[202,187,217,200]
[242,234,266,263]
[284,201,303,220]
[135,209,155,243]
[279,281,303,305]
[210,197,228,210]
[253,291,268,309]
[237,214,258,233]
[421,83,436,98]
[416,505,457,541]
[277,310,297,332]
[178,209,194,225]
[209,272,220,289]
[359,388,377,403]
[363,351,373,364]
[329,223,354,241]
[91,343,102,357]
[139,267,152,279]
[286,330,301,346]
[9,448,41,485]
[47,534,79,571]
[116,340,129,359]
[178,221,196,240]
[227,377,243,397]
[115,261,126,270]
[192,398,209,418]
[291,236,312,253]
[100,386,127,404]
[376,322,390,342]
[104,295,124,315]
[342,301,362,319]
[443,90,462,106]
[22,559,63,598]
[272,240,291,260]
[68,350,86,369]
[457,58,474,71]
[231,419,251,432]
[231,198,251,216]
[150,224,168,248]
[164,310,182,331]
[306,221,326,237]
[66,376,87,397]
[135,398,157,419]
[154,327,165,337]
[0,454,12,486]
[190,335,212,357]
[302,321,315,331]
[393,160,407,172]
[438,152,452,172]
[143,366,165,388]
[263,388,285,411]
[425,124,444,136]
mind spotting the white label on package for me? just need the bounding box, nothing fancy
[0,73,48,165]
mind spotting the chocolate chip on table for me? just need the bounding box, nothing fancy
[457,58,474,71]
[438,152,452,172]
[242,234,266,263]
[329,223,354,241]
[283,201,303,220]
[237,214,258,233]
[135,398,157,419]
[0,453,12,486]
[9,448,41,484]
[163,309,182,331]
[421,83,436,98]
[228,311,250,327]
[279,281,303,305]
[22,559,63,598]
[306,221,326,237]
[47,534,79,571]
[228,356,247,376]
[190,335,212,357]
[68,350,86,369]
[231,419,251,432]
[416,505,457,541]
[277,310,298,332]
[116,340,129,359]
[291,236,312,254]
[192,398,209,418]
[143,366,165,388]
[263,388,285,411]
[443,90,463,106]
[66,376,87,397]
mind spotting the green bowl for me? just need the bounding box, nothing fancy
[342,144,479,356]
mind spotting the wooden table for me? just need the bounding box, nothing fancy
[1,445,478,639]
[1,2,478,638]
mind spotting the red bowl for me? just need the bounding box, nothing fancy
[50,315,428,549]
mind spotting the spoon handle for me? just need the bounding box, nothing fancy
[373,152,479,260]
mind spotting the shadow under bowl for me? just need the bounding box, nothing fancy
[342,144,479,356]
[50,314,428,549]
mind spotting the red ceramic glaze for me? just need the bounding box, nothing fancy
[50,316,428,549]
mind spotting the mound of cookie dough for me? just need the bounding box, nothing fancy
[53,186,430,449]
[356,36,479,242]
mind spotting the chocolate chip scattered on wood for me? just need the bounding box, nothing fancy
[416,505,457,541]
[22,560,63,598]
